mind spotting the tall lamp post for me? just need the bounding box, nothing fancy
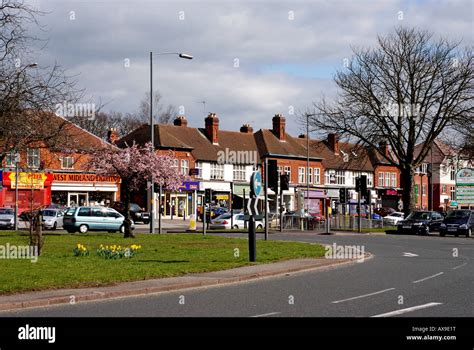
[305,113,318,231]
[149,52,192,234]
[13,63,38,231]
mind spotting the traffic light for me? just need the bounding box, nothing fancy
[267,159,278,193]
[153,183,160,193]
[280,174,289,191]
[204,188,212,204]
[360,175,367,195]
[339,188,346,203]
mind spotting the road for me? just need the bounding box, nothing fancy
[0,233,472,317]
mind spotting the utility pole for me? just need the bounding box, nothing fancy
[14,154,20,231]
[264,158,268,240]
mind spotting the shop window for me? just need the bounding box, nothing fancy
[61,156,74,169]
[27,148,40,169]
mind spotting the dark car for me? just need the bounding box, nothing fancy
[111,202,150,224]
[397,211,444,235]
[198,206,228,221]
[439,210,473,237]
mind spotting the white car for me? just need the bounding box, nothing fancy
[383,212,405,226]
[210,213,264,230]
[41,209,64,230]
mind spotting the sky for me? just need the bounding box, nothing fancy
[27,0,473,135]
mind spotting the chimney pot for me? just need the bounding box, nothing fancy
[272,114,286,141]
[240,124,253,133]
[107,128,118,144]
[327,133,339,154]
[173,115,188,127]
[205,113,219,144]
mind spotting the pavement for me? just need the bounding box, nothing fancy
[0,231,472,317]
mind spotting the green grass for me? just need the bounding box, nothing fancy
[0,231,325,295]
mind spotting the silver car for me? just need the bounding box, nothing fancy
[0,208,15,229]
[41,209,64,230]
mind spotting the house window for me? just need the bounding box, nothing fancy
[335,170,345,185]
[284,166,291,182]
[181,160,189,176]
[195,161,203,179]
[384,172,390,187]
[421,163,428,174]
[27,148,40,169]
[277,166,282,176]
[4,152,18,167]
[171,159,179,170]
[60,156,74,169]
[390,173,396,187]
[450,186,456,200]
[233,164,246,181]
[367,173,373,187]
[442,185,447,194]
[210,163,224,180]
[414,184,419,203]
[308,167,313,184]
[298,167,305,184]
[314,168,320,184]
[422,184,426,197]
[450,167,456,181]
[378,172,384,187]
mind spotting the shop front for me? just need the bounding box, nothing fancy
[0,170,53,213]
[199,181,231,208]
[163,181,199,218]
[376,188,402,210]
[51,173,121,207]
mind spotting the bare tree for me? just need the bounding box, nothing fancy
[308,27,473,214]
[138,91,177,124]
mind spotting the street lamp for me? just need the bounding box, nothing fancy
[149,52,193,234]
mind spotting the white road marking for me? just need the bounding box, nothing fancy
[371,302,443,317]
[412,272,444,284]
[452,262,467,270]
[251,312,281,318]
[331,288,395,304]
[403,252,419,257]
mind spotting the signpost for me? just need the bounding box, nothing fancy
[248,171,262,262]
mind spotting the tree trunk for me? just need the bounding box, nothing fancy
[122,186,135,238]
[400,166,415,216]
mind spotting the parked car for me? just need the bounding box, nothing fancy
[397,211,444,235]
[41,209,64,230]
[210,213,264,230]
[383,212,405,226]
[0,208,15,229]
[374,207,396,217]
[199,206,228,221]
[19,209,40,222]
[439,210,473,237]
[63,206,134,234]
[112,202,150,224]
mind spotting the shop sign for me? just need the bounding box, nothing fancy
[53,173,121,183]
[6,172,52,189]
[216,195,229,200]
[456,168,474,204]
[180,181,200,191]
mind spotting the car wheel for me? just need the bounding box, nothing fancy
[79,224,88,234]
[52,222,57,231]
[467,228,472,238]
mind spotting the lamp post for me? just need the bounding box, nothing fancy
[149,52,192,234]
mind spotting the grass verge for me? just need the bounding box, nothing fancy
[0,231,325,295]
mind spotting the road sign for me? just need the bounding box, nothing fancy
[247,197,260,216]
[456,168,474,205]
[250,171,262,197]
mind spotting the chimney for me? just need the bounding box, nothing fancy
[272,114,286,141]
[327,133,339,154]
[205,113,219,144]
[240,124,253,134]
[173,115,188,127]
[379,141,390,158]
[107,128,118,144]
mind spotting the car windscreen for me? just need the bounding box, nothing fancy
[65,208,76,216]
[215,214,231,220]
[446,211,470,219]
[407,212,430,220]
[41,210,56,217]
[0,209,13,215]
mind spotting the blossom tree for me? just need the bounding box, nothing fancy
[87,142,185,238]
